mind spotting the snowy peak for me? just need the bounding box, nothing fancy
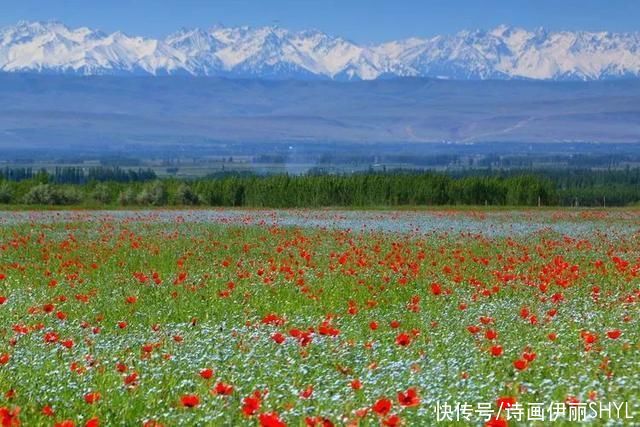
[1,21,639,80]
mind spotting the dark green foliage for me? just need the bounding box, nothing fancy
[1,168,640,207]
[0,166,157,184]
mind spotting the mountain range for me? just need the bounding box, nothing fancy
[1,21,640,80]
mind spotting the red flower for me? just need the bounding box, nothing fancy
[125,295,138,304]
[305,416,334,427]
[485,416,508,427]
[84,392,101,404]
[513,359,528,370]
[430,283,442,296]
[383,414,401,427]
[258,412,287,427]
[55,420,75,427]
[496,396,516,409]
[606,329,622,339]
[261,313,285,326]
[350,379,362,390]
[199,368,214,380]
[300,385,314,399]
[372,398,392,416]
[124,372,139,386]
[395,333,411,346]
[242,392,262,416]
[85,417,99,427]
[42,405,55,417]
[490,345,503,357]
[318,321,340,337]
[369,321,379,330]
[44,331,59,343]
[582,331,597,344]
[485,329,498,340]
[180,394,200,408]
[271,332,286,344]
[0,353,9,365]
[213,382,234,396]
[0,406,20,427]
[397,387,420,407]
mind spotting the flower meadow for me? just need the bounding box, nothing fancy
[0,209,638,426]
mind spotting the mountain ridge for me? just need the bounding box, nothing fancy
[1,20,640,80]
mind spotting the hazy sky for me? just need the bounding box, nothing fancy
[1,0,638,43]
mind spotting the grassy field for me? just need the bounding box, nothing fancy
[0,210,638,426]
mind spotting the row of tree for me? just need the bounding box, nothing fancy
[0,166,157,184]
[0,171,583,207]
[0,167,639,207]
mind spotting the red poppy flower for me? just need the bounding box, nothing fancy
[213,382,234,395]
[383,414,401,427]
[305,416,334,427]
[44,331,59,343]
[84,391,101,404]
[258,412,286,427]
[300,386,314,399]
[606,329,622,339]
[350,379,362,390]
[0,406,20,427]
[124,372,139,386]
[85,417,100,427]
[180,394,200,408]
[496,396,516,409]
[199,368,214,380]
[490,345,503,357]
[397,387,420,407]
[0,353,9,365]
[395,333,411,346]
[430,283,442,296]
[513,359,528,370]
[372,398,392,416]
[242,392,262,416]
[583,332,597,344]
[485,416,508,427]
[271,332,286,344]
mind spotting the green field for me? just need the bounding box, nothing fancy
[0,210,638,426]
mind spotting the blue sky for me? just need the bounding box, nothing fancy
[1,0,638,43]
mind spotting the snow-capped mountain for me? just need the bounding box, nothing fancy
[1,20,640,80]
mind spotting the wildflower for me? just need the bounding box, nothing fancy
[372,398,392,416]
[180,394,199,408]
[397,388,420,407]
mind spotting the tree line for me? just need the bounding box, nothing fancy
[0,166,157,184]
[1,166,640,207]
